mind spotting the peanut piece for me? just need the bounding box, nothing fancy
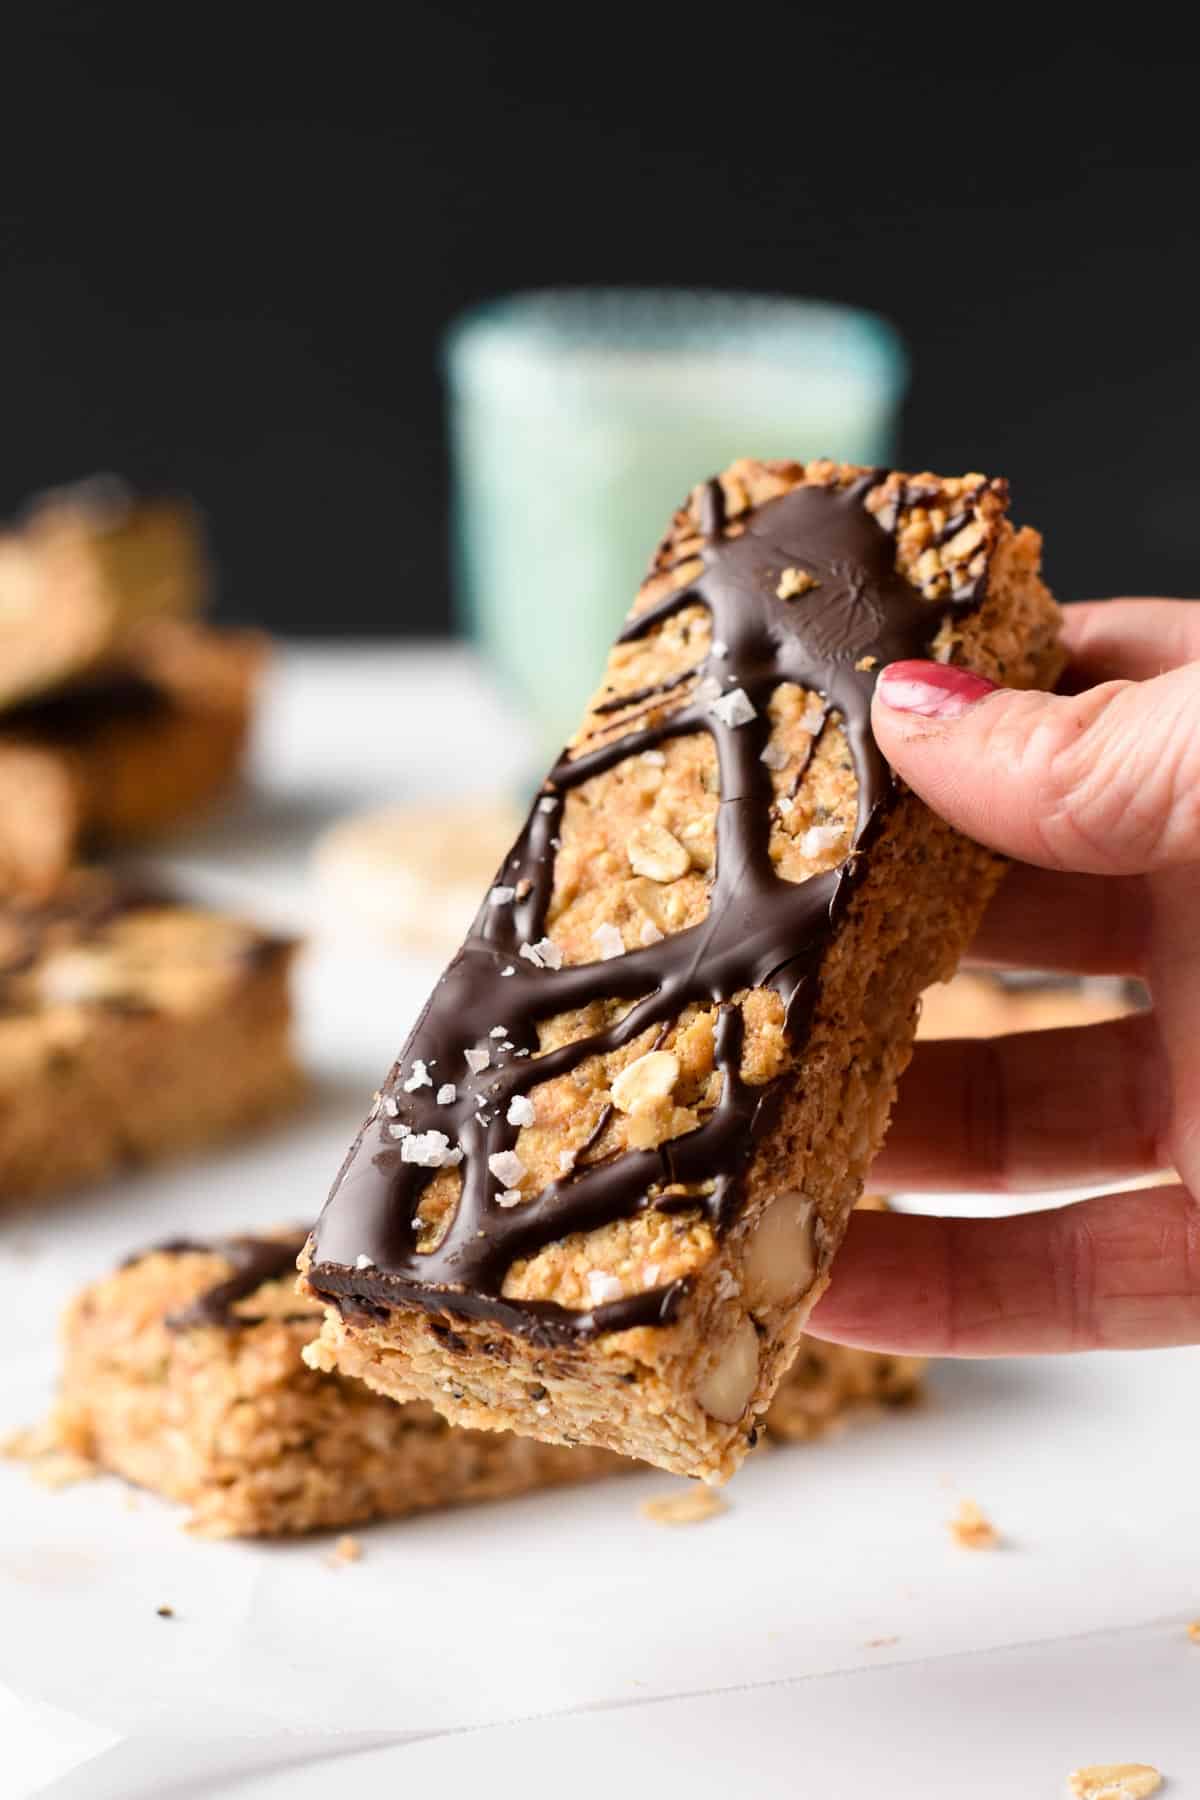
[627,822,690,883]
[743,1193,815,1312]
[610,1050,680,1115]
[695,1316,759,1423]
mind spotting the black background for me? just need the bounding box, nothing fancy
[3,12,1197,632]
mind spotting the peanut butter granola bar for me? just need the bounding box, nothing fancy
[15,1213,923,1536]
[0,622,266,897]
[0,481,202,715]
[0,870,301,1201]
[301,459,1061,1481]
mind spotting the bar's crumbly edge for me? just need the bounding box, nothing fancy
[300,457,1061,1481]
[4,1215,924,1537]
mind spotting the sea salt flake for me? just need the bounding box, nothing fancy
[489,1026,508,1039]
[532,936,562,969]
[507,1094,536,1127]
[382,1094,400,1118]
[592,922,625,961]
[643,1262,660,1285]
[558,1150,577,1175]
[586,1271,624,1307]
[710,638,729,657]
[693,674,723,705]
[387,1120,410,1140]
[464,1047,490,1074]
[713,1269,741,1301]
[401,1130,452,1168]
[641,749,666,767]
[402,1059,433,1092]
[489,885,516,904]
[355,1254,374,1270]
[777,795,795,818]
[443,1146,464,1167]
[488,1150,526,1188]
[499,1040,514,1051]
[708,687,756,728]
[519,941,545,969]
[496,1189,524,1208]
[639,919,664,947]
[759,742,789,771]
[799,824,846,859]
[436,1083,457,1105]
[537,795,558,813]
[500,965,516,977]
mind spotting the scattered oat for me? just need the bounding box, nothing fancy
[489,885,516,904]
[586,1270,624,1306]
[759,742,789,771]
[464,1047,490,1074]
[777,566,816,600]
[707,686,757,728]
[507,1094,536,1128]
[639,918,664,947]
[641,1488,729,1526]
[611,1050,679,1114]
[948,1498,1000,1550]
[864,1635,900,1650]
[156,1605,175,1618]
[627,821,690,883]
[402,1059,433,1092]
[488,1150,526,1188]
[2,1423,98,1489]
[327,1535,363,1568]
[592,922,625,961]
[1067,1765,1162,1800]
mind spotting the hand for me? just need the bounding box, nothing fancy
[809,598,1200,1356]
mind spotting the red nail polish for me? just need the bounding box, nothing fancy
[875,660,998,719]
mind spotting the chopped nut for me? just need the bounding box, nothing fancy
[627,822,690,883]
[1068,1765,1162,1800]
[641,1487,729,1526]
[948,1498,1000,1550]
[743,1192,816,1312]
[776,566,816,600]
[855,654,878,672]
[156,1604,175,1618]
[610,1049,680,1115]
[1188,1620,1200,1644]
[695,1317,759,1422]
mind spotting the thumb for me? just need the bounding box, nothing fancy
[871,659,1200,875]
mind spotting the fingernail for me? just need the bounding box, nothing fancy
[875,660,999,720]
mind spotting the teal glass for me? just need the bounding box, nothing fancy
[444,288,907,754]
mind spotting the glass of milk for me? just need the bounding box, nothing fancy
[444,288,907,756]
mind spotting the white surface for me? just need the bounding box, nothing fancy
[2,645,1197,1798]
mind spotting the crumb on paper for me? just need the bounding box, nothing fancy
[156,1605,175,1619]
[1067,1764,1163,1799]
[2,1421,98,1489]
[640,1488,729,1526]
[1187,1620,1200,1644]
[327,1534,363,1567]
[864,1635,900,1649]
[948,1497,1000,1550]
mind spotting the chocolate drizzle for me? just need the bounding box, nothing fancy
[131,1232,311,1330]
[309,474,987,1345]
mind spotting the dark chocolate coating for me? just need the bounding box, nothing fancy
[309,474,985,1343]
[127,1232,311,1330]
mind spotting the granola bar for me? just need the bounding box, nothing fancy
[20,1216,923,1536]
[0,622,266,897]
[0,870,301,1201]
[0,481,202,715]
[302,458,1061,1481]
